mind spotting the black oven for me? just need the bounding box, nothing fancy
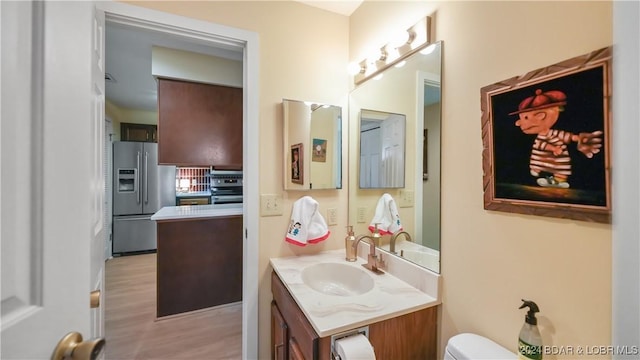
[210,170,243,207]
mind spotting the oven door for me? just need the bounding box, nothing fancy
[211,194,243,205]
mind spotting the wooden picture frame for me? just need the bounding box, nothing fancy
[312,138,327,162]
[291,143,303,184]
[480,46,612,223]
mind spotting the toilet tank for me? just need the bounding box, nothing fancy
[444,333,517,360]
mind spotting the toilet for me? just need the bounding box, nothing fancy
[444,333,517,360]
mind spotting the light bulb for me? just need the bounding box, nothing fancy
[394,60,407,68]
[388,30,410,48]
[347,62,363,75]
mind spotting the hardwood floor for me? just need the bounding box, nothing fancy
[105,253,242,359]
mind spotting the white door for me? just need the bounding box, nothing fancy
[380,114,405,187]
[1,1,106,358]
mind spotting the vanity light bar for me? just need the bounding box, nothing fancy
[353,16,432,85]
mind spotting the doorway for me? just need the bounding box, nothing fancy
[98,2,259,358]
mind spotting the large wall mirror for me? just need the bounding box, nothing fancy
[348,41,442,273]
[283,99,342,190]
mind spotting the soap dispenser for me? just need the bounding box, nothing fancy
[518,299,542,360]
[345,226,357,261]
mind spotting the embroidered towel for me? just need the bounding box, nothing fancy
[368,193,403,235]
[285,196,330,246]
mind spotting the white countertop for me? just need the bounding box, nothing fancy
[270,249,438,337]
[151,204,242,221]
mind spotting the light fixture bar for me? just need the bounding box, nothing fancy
[353,17,431,85]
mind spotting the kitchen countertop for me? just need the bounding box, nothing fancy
[151,204,242,221]
[270,249,438,337]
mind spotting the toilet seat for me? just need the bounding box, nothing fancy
[445,333,517,360]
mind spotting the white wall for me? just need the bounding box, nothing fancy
[612,1,640,356]
[151,46,242,87]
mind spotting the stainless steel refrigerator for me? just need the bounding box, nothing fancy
[112,141,175,255]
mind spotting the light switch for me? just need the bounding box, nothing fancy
[357,207,367,223]
[398,190,414,208]
[260,194,283,216]
[326,208,338,226]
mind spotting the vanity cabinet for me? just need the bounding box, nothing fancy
[271,271,437,360]
[157,78,242,167]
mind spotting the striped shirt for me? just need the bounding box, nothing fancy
[530,129,572,177]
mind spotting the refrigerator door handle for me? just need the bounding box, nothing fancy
[136,151,141,204]
[144,151,149,204]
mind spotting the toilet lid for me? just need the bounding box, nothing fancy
[446,333,517,360]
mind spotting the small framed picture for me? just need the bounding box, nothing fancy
[312,138,327,162]
[480,46,612,223]
[291,143,303,184]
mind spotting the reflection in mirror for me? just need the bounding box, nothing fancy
[348,41,442,273]
[283,99,342,190]
[359,109,406,188]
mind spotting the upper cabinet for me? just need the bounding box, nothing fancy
[120,123,157,142]
[157,78,242,167]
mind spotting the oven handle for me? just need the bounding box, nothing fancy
[212,195,244,203]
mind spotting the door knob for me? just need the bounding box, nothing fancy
[51,332,105,360]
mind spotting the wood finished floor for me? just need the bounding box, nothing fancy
[105,253,242,359]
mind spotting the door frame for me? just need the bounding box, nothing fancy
[97,2,260,359]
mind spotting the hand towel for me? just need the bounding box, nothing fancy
[285,196,330,246]
[368,193,403,235]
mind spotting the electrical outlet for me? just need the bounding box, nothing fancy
[398,190,414,208]
[260,194,283,216]
[404,190,414,207]
[357,207,367,223]
[326,208,338,226]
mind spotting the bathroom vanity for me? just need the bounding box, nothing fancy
[270,249,441,359]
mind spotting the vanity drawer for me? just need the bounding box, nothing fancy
[271,272,319,360]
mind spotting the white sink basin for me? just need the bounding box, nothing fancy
[301,262,374,296]
[401,249,440,270]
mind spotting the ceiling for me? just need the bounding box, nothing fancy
[105,22,242,111]
[105,1,361,112]
[297,1,363,16]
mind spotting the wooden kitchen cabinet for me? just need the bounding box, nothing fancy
[157,78,242,167]
[120,122,157,142]
[271,271,438,360]
[156,215,242,317]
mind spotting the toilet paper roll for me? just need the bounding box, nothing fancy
[335,334,376,360]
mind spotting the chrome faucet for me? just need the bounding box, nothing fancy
[352,235,385,274]
[390,231,412,255]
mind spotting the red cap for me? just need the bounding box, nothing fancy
[509,89,567,115]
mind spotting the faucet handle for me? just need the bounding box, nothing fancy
[377,253,387,270]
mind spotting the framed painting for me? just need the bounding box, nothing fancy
[291,143,303,184]
[480,46,612,223]
[312,138,327,162]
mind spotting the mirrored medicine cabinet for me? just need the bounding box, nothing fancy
[283,99,342,190]
[348,41,443,273]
